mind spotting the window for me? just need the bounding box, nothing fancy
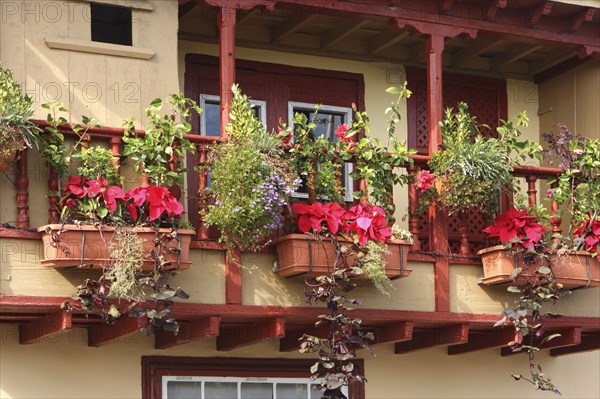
[199,94,267,137]
[91,3,133,46]
[163,376,337,399]
[142,357,365,399]
[288,102,354,202]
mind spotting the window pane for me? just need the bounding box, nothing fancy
[241,382,272,399]
[276,383,308,399]
[204,102,221,137]
[167,381,202,399]
[91,3,132,46]
[310,385,323,399]
[205,382,238,398]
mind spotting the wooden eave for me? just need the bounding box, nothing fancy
[2,295,599,356]
[178,0,599,81]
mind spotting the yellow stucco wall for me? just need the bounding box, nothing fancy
[0,323,598,399]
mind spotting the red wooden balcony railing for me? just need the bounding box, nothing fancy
[2,120,564,260]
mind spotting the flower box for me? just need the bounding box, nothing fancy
[38,224,195,271]
[274,234,412,279]
[478,245,599,289]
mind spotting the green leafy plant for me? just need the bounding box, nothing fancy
[76,146,122,186]
[418,104,541,216]
[203,85,299,251]
[122,94,199,187]
[0,66,41,164]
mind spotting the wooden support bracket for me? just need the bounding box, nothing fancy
[569,8,595,33]
[550,333,600,357]
[484,0,507,21]
[501,327,582,356]
[395,324,469,354]
[88,317,142,347]
[19,311,72,345]
[217,318,285,351]
[528,2,553,26]
[155,316,221,349]
[371,322,414,345]
[448,328,517,355]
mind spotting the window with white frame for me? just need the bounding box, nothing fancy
[200,94,267,137]
[163,376,347,399]
[288,101,354,202]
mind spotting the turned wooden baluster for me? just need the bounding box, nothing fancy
[109,137,122,173]
[358,177,368,207]
[334,155,344,203]
[16,149,29,228]
[168,139,182,200]
[47,167,60,224]
[407,166,421,250]
[550,199,562,241]
[458,211,471,256]
[197,144,209,240]
[526,175,538,208]
[307,157,317,204]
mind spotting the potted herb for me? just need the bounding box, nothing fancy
[0,66,41,172]
[417,103,541,215]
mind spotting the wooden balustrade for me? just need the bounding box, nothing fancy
[5,120,568,262]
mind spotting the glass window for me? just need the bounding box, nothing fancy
[199,94,267,137]
[91,3,132,46]
[162,377,347,399]
[288,101,354,202]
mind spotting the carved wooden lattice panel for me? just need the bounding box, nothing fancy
[407,69,508,254]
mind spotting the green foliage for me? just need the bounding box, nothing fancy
[203,85,298,251]
[106,229,145,300]
[76,146,122,185]
[358,241,393,296]
[0,66,41,159]
[122,94,199,187]
[350,83,415,221]
[423,103,541,215]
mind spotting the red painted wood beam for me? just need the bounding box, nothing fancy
[19,311,72,345]
[484,0,507,21]
[395,324,469,354]
[550,333,600,357]
[217,317,285,351]
[225,248,243,305]
[370,321,413,345]
[448,328,518,355]
[279,324,329,352]
[426,34,450,312]
[569,8,596,33]
[88,317,142,347]
[155,316,220,349]
[528,2,553,26]
[217,4,236,139]
[501,327,582,356]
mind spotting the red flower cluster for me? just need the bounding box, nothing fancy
[64,176,125,211]
[415,170,435,191]
[573,217,600,254]
[126,186,183,222]
[290,202,391,245]
[482,207,549,249]
[335,124,353,144]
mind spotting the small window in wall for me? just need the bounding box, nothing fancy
[91,3,133,46]
[199,94,267,137]
[288,102,354,202]
[163,376,345,399]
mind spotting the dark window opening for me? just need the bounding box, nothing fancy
[91,3,132,46]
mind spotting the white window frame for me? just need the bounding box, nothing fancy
[162,376,347,399]
[199,94,267,136]
[288,101,354,203]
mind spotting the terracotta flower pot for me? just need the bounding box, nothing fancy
[274,233,412,279]
[478,245,599,289]
[38,224,195,271]
[0,150,17,173]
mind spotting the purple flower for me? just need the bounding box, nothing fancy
[573,149,584,155]
[545,189,554,199]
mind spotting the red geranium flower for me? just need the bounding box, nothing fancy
[483,207,548,249]
[65,176,88,198]
[343,204,392,245]
[416,170,435,191]
[335,124,353,144]
[291,202,345,235]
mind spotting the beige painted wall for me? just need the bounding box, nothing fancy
[0,323,598,399]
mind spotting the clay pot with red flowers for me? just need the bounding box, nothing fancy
[274,201,412,294]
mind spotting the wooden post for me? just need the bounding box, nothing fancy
[426,34,450,312]
[407,165,421,251]
[197,144,209,240]
[526,175,538,208]
[109,137,122,172]
[47,167,60,224]
[218,4,236,139]
[16,149,29,228]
